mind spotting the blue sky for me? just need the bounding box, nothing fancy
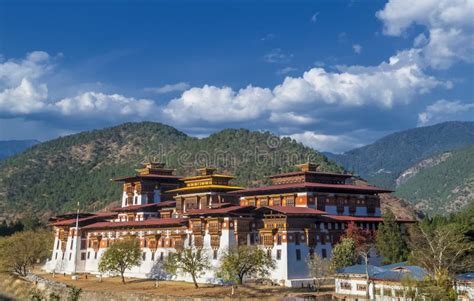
[0,0,473,153]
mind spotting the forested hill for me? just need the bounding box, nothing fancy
[0,122,341,219]
[395,145,474,215]
[0,140,39,160]
[325,121,474,189]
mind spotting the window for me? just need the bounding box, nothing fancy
[144,239,147,248]
[94,252,97,260]
[321,249,327,258]
[142,252,146,260]
[295,233,300,245]
[375,288,381,296]
[151,252,155,261]
[55,252,58,260]
[277,235,282,245]
[357,284,367,291]
[383,288,392,296]
[267,249,272,258]
[62,253,65,260]
[80,252,86,260]
[213,250,218,260]
[295,249,301,261]
[69,253,72,261]
[87,252,90,259]
[160,252,164,261]
[309,248,314,259]
[394,290,403,297]
[276,250,281,260]
[340,282,351,290]
[70,240,73,250]
[56,240,60,250]
[250,233,255,245]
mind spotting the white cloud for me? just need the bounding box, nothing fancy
[271,49,444,110]
[0,51,52,87]
[418,99,474,126]
[144,82,190,94]
[264,48,293,63]
[276,67,297,75]
[54,92,159,120]
[289,131,364,153]
[377,0,474,69]
[352,44,362,54]
[310,12,319,23]
[0,78,48,114]
[269,112,315,125]
[163,85,273,125]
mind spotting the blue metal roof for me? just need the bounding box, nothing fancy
[337,262,428,282]
[456,272,474,282]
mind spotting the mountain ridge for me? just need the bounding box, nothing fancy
[325,121,474,189]
[0,122,342,219]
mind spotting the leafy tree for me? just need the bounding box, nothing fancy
[306,254,332,292]
[163,247,210,288]
[376,210,409,264]
[0,230,53,276]
[331,237,356,271]
[217,246,275,285]
[98,239,141,284]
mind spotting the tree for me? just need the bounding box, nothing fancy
[98,239,141,284]
[306,254,332,292]
[217,246,275,285]
[376,211,409,264]
[20,214,45,231]
[342,223,375,299]
[0,230,53,276]
[331,237,356,271]
[408,222,474,283]
[163,247,210,288]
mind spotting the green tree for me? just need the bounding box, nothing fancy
[98,239,141,284]
[163,247,210,288]
[376,210,409,264]
[0,230,53,276]
[20,214,45,231]
[306,254,332,292]
[331,237,356,271]
[217,246,275,285]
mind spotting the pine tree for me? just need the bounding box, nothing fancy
[376,210,409,264]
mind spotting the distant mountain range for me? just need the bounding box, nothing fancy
[325,121,474,189]
[326,121,474,215]
[1,121,471,219]
[0,122,341,219]
[395,145,474,215]
[0,140,39,160]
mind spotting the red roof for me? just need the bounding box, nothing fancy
[322,215,384,222]
[267,171,352,179]
[322,215,416,223]
[186,205,255,216]
[258,206,327,215]
[81,218,188,230]
[233,182,392,194]
[50,213,116,226]
[112,201,176,212]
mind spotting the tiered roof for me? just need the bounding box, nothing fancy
[113,162,182,182]
[167,167,243,193]
[235,162,391,195]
